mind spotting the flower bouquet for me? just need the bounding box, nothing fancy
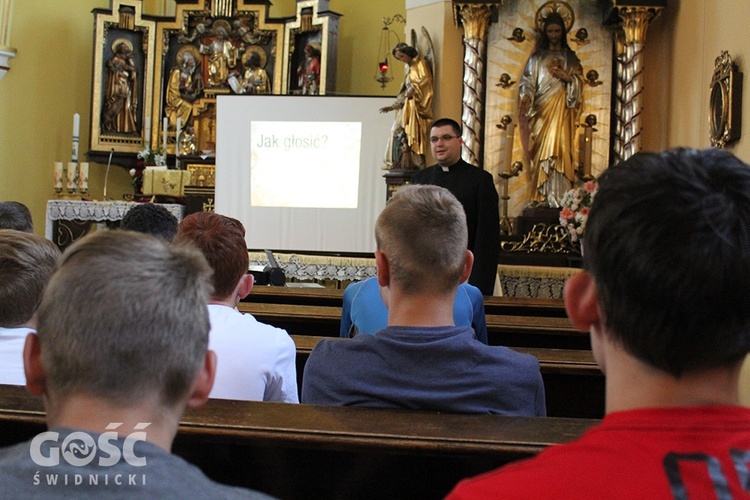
[130,147,166,194]
[559,180,597,245]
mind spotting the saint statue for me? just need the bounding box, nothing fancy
[379,29,435,170]
[518,11,583,207]
[200,25,238,87]
[237,51,270,94]
[297,42,321,95]
[165,50,203,130]
[102,40,138,134]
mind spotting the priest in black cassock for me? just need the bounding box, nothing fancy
[410,118,500,295]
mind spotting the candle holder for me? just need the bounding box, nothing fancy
[576,114,597,182]
[499,161,523,235]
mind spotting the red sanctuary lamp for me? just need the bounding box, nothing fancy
[376,59,392,88]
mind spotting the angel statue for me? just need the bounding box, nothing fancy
[379,28,435,170]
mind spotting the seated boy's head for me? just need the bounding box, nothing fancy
[375,185,468,295]
[174,212,249,301]
[0,230,60,328]
[33,231,213,411]
[584,148,750,376]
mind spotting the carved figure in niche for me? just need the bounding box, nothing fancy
[178,125,197,156]
[200,23,239,87]
[232,49,270,94]
[102,39,138,134]
[178,22,207,44]
[518,9,583,207]
[297,42,321,95]
[379,29,435,170]
[165,48,203,129]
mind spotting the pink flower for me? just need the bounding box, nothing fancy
[560,207,575,221]
[584,180,596,193]
[579,207,590,216]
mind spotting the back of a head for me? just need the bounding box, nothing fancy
[121,203,179,242]
[173,212,249,300]
[0,201,34,233]
[375,185,467,294]
[0,230,60,327]
[584,148,750,376]
[36,231,213,408]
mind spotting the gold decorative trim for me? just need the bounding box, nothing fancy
[455,3,494,40]
[709,51,743,148]
[501,223,578,254]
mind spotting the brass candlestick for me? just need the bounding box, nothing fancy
[499,161,523,235]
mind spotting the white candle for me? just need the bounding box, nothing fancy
[72,113,80,162]
[162,117,168,151]
[145,117,151,148]
[53,161,63,190]
[66,162,77,192]
[176,118,182,155]
[78,162,89,192]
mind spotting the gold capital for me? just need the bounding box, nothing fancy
[617,6,663,45]
[455,3,495,40]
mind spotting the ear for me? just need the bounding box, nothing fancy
[237,273,254,300]
[375,250,390,288]
[459,250,474,284]
[186,350,217,409]
[23,333,46,396]
[564,271,600,333]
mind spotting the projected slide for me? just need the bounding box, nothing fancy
[250,121,361,208]
[216,95,394,253]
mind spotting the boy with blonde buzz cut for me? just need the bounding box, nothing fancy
[302,185,545,415]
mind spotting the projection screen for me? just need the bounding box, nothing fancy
[215,95,395,253]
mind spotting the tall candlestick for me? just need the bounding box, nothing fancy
[78,162,89,193]
[144,117,151,148]
[162,117,168,151]
[583,127,593,177]
[53,161,63,192]
[503,122,516,172]
[71,113,80,162]
[176,118,182,155]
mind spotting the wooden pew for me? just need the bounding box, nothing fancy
[238,302,590,350]
[245,285,567,317]
[292,335,604,419]
[0,384,598,500]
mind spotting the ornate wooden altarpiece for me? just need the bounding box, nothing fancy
[87,0,340,183]
[450,0,667,262]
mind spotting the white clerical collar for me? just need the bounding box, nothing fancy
[441,166,450,172]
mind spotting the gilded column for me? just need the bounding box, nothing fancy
[455,3,495,166]
[0,0,16,81]
[612,6,663,162]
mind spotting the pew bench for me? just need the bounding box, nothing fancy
[238,302,590,349]
[0,384,598,500]
[245,285,567,317]
[291,335,604,419]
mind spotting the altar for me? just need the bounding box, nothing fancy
[46,200,184,250]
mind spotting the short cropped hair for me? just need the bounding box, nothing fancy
[121,203,179,242]
[584,148,750,376]
[430,118,461,137]
[0,201,33,233]
[174,212,249,300]
[0,230,60,327]
[36,231,213,407]
[375,185,467,294]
